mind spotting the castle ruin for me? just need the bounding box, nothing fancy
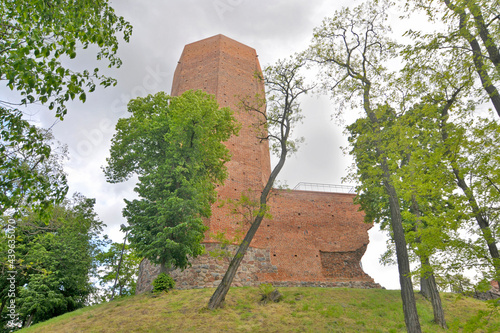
[135,34,380,293]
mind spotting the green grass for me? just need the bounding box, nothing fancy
[20,287,499,333]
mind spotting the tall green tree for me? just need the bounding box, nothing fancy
[439,113,500,285]
[0,193,107,330]
[347,100,464,329]
[0,0,132,118]
[403,0,500,117]
[208,57,311,310]
[307,1,499,331]
[104,90,239,273]
[0,0,132,215]
[95,243,141,301]
[401,0,500,285]
[0,113,68,216]
[306,2,424,331]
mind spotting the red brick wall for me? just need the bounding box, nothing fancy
[171,34,271,191]
[254,189,374,283]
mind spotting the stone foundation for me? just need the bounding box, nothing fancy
[136,243,278,293]
[136,243,381,294]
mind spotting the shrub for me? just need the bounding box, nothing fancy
[152,273,176,293]
[259,283,282,304]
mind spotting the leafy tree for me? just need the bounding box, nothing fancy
[347,100,465,329]
[0,110,68,216]
[0,0,132,118]
[95,243,141,301]
[402,0,500,288]
[0,0,131,216]
[305,2,424,331]
[401,9,500,284]
[306,1,499,331]
[0,193,107,330]
[104,90,239,273]
[403,0,500,117]
[208,57,311,309]
[440,114,500,285]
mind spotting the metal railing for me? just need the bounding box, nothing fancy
[292,182,356,194]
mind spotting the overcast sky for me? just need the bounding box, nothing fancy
[26,0,406,289]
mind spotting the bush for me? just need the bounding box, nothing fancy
[152,273,176,293]
[259,283,282,304]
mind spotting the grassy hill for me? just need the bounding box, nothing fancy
[20,287,499,332]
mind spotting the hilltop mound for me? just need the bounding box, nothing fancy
[21,287,499,332]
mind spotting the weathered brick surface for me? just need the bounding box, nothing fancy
[135,35,380,293]
[254,189,375,283]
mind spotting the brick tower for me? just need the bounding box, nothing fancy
[135,35,380,292]
[171,34,271,238]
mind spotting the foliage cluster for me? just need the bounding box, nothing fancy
[0,114,68,217]
[0,0,131,216]
[305,0,500,330]
[0,194,107,330]
[104,90,239,272]
[95,243,141,301]
[152,273,176,294]
[0,0,132,118]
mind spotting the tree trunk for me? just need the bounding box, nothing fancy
[420,257,447,328]
[208,145,287,309]
[466,2,500,75]
[111,234,128,301]
[23,313,34,328]
[453,168,500,282]
[443,0,500,118]
[361,77,421,332]
[420,276,431,299]
[463,19,500,118]
[207,214,264,309]
[159,261,170,274]
[410,195,447,329]
[440,102,500,286]
[427,272,447,328]
[382,174,422,333]
[208,59,310,309]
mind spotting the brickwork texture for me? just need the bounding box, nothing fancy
[135,35,380,294]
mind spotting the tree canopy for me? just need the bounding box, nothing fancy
[306,2,424,331]
[104,90,239,272]
[0,114,68,217]
[0,0,132,118]
[0,0,131,216]
[0,193,107,330]
[305,1,500,331]
[403,0,500,117]
[400,0,500,287]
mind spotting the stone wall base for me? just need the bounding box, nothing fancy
[270,281,382,289]
[136,243,381,294]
